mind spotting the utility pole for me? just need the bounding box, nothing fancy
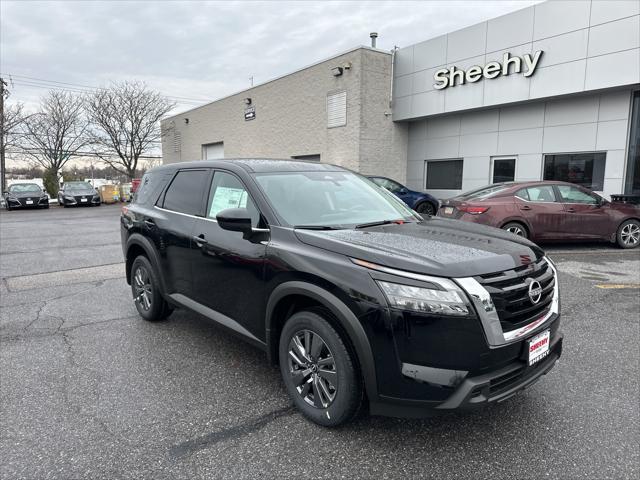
[0,77,6,193]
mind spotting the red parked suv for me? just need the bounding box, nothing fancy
[438,181,640,248]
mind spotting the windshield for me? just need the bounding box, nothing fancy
[66,182,94,191]
[8,184,41,193]
[254,171,419,227]
[457,184,513,200]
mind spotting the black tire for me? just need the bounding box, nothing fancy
[415,201,435,216]
[130,255,172,321]
[279,309,363,427]
[616,219,640,249]
[502,222,528,239]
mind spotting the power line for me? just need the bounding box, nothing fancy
[17,131,163,146]
[2,72,211,105]
[6,147,162,160]
[10,81,203,106]
[8,73,211,102]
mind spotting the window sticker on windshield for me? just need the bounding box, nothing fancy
[209,187,248,217]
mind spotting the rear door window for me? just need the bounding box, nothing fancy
[526,186,557,202]
[515,188,529,201]
[162,169,210,216]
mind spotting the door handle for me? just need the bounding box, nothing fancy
[193,234,208,246]
[566,207,576,213]
[520,205,532,211]
[144,219,155,227]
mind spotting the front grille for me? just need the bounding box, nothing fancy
[476,258,555,332]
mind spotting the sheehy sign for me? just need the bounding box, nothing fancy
[433,51,543,90]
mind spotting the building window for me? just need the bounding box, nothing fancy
[202,142,224,160]
[291,154,321,162]
[327,91,347,128]
[491,157,516,183]
[625,91,640,194]
[543,152,606,191]
[425,159,463,190]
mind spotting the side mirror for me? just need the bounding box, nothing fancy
[398,188,408,195]
[217,208,253,234]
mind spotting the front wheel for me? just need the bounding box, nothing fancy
[279,310,363,427]
[616,219,640,249]
[415,201,435,216]
[130,256,173,321]
[502,222,528,239]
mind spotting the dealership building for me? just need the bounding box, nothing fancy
[162,0,640,198]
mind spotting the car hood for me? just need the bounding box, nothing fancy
[8,191,43,198]
[294,218,544,277]
[67,190,95,195]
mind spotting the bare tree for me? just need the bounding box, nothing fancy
[22,90,91,180]
[1,79,29,192]
[85,81,175,180]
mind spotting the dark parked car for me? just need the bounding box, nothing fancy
[438,181,640,249]
[368,176,439,216]
[58,181,101,207]
[121,160,561,426]
[3,183,49,210]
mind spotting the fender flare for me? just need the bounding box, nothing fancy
[125,233,168,294]
[265,281,378,400]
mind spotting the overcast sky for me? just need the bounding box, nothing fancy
[2,0,539,115]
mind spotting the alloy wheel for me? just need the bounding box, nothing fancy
[506,225,525,237]
[621,222,640,246]
[287,329,337,409]
[417,202,435,216]
[133,266,153,311]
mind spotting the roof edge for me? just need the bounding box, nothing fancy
[163,45,391,120]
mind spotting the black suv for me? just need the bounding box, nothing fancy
[121,159,562,426]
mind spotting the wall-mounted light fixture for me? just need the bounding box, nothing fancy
[244,97,252,105]
[331,67,344,77]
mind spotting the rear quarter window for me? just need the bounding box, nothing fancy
[133,173,156,205]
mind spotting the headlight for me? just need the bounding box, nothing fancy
[377,280,470,316]
[65,195,74,200]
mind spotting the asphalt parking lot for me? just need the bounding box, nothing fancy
[1,205,638,479]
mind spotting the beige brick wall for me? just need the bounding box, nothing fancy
[161,47,408,182]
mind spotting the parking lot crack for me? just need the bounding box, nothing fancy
[169,406,296,459]
[60,330,136,448]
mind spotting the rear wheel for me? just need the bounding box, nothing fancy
[502,222,528,239]
[415,201,435,216]
[616,219,640,249]
[279,310,362,427]
[131,255,173,321]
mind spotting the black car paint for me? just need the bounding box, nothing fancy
[3,184,49,209]
[58,183,101,207]
[121,159,562,417]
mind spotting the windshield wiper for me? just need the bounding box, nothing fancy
[294,225,341,230]
[355,219,409,229]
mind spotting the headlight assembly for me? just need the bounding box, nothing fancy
[376,280,470,316]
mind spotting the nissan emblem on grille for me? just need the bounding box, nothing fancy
[527,279,543,304]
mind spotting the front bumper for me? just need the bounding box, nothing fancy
[62,195,100,206]
[371,331,563,418]
[6,197,49,208]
